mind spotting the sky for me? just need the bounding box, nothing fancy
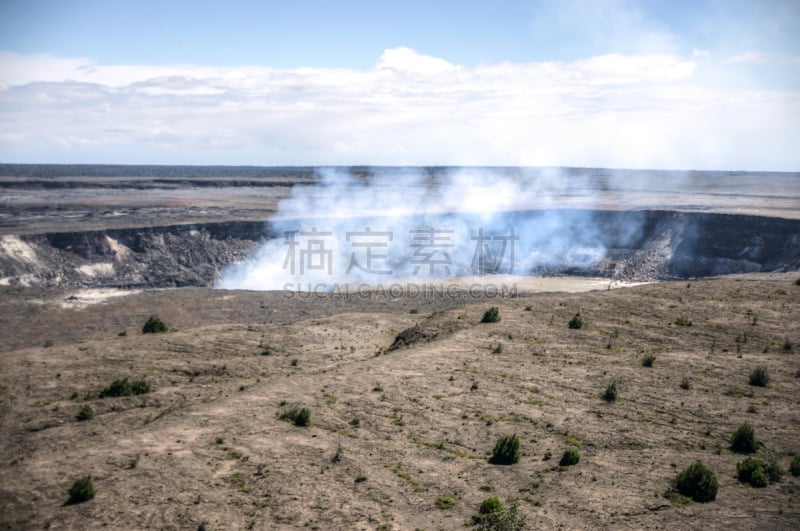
[0,0,798,170]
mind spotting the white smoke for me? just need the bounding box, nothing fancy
[216,167,624,291]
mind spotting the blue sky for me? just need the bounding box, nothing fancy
[0,0,799,169]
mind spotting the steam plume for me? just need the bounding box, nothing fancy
[216,167,640,291]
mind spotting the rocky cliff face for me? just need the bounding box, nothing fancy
[0,221,268,288]
[0,212,797,288]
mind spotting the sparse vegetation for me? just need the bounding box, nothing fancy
[142,315,168,334]
[736,455,783,487]
[435,496,458,509]
[67,476,95,504]
[602,380,618,402]
[278,405,311,426]
[674,461,718,502]
[481,307,501,323]
[99,377,151,398]
[680,376,691,390]
[478,496,504,516]
[559,448,580,466]
[642,354,656,367]
[790,453,800,477]
[748,366,770,387]
[489,434,520,465]
[76,404,94,421]
[471,498,526,530]
[675,315,692,327]
[730,423,758,454]
[568,312,583,329]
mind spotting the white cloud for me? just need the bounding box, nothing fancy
[0,48,798,170]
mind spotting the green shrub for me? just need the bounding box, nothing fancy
[675,315,692,326]
[602,380,618,402]
[479,496,504,515]
[293,407,310,426]
[764,455,784,483]
[680,376,690,390]
[790,453,800,477]
[559,448,580,466]
[67,476,95,504]
[142,315,168,334]
[795,278,800,286]
[730,423,758,454]
[435,496,458,509]
[674,460,718,502]
[278,405,311,426]
[481,307,501,323]
[489,434,520,465]
[736,457,769,487]
[76,404,94,421]
[748,366,770,387]
[471,498,526,530]
[642,354,656,367]
[99,378,151,398]
[568,312,583,329]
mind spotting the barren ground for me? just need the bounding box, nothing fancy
[1,274,798,530]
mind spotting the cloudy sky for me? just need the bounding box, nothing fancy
[1,0,798,170]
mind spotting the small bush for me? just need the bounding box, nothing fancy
[99,378,151,398]
[568,312,583,329]
[736,457,769,487]
[559,448,580,466]
[481,307,501,323]
[471,498,526,530]
[489,434,520,465]
[795,278,800,286]
[142,315,168,334]
[783,338,793,352]
[730,423,758,454]
[76,404,94,421]
[642,354,656,367]
[674,460,718,502]
[67,476,95,504]
[278,405,311,426]
[748,366,770,387]
[479,496,504,515]
[602,380,618,402]
[435,496,458,509]
[790,453,800,477]
[680,376,691,390]
[675,315,692,326]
